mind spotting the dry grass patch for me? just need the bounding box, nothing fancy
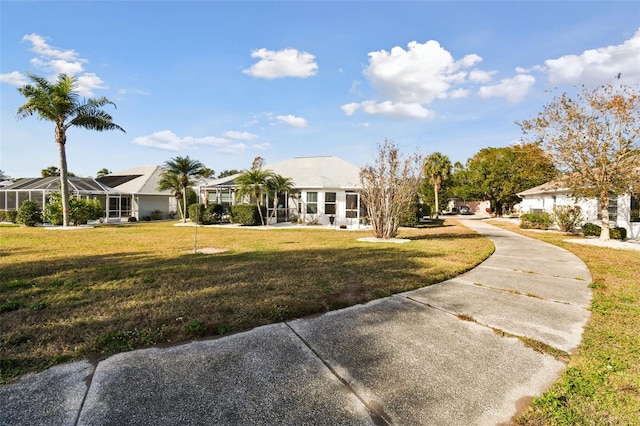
[490,220,640,425]
[0,219,492,383]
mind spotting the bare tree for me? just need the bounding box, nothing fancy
[359,140,423,239]
[519,83,640,240]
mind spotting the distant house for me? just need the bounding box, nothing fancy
[97,166,178,220]
[199,156,366,227]
[0,166,178,222]
[517,180,640,239]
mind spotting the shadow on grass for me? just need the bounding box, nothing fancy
[1,239,487,382]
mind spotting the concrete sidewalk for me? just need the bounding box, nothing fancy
[1,219,592,426]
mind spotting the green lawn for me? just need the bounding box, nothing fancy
[488,221,640,425]
[0,220,493,383]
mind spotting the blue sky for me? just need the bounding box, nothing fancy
[1,1,639,179]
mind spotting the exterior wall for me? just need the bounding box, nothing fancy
[291,189,364,228]
[135,195,177,219]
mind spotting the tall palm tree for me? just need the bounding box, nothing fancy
[423,152,452,218]
[235,168,275,226]
[17,73,125,226]
[161,156,204,223]
[96,168,111,178]
[266,174,296,223]
[157,171,185,220]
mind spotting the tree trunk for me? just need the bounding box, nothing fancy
[600,192,611,240]
[434,183,439,218]
[182,188,187,223]
[56,125,70,227]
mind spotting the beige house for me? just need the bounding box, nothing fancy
[199,156,366,228]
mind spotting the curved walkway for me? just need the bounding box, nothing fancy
[0,219,592,426]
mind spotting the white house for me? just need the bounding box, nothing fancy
[517,180,640,239]
[97,166,178,220]
[199,156,366,228]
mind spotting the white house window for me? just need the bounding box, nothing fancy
[306,192,318,214]
[325,192,336,215]
[346,192,358,218]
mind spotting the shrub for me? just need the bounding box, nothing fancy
[553,205,583,233]
[582,222,601,237]
[127,216,138,222]
[520,212,553,229]
[611,227,627,240]
[228,204,265,226]
[188,203,206,224]
[0,210,18,223]
[16,201,42,226]
[69,198,102,225]
[150,210,164,220]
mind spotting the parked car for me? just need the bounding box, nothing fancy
[459,205,474,215]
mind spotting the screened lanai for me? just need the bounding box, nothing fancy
[0,176,130,220]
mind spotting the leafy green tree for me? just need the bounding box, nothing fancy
[217,169,242,179]
[266,174,296,223]
[235,168,275,226]
[41,166,59,177]
[359,139,423,239]
[519,83,640,240]
[160,156,204,223]
[17,73,125,226]
[16,200,42,226]
[423,152,452,218]
[457,144,557,215]
[96,168,111,177]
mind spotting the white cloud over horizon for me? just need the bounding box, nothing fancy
[132,130,246,154]
[223,130,259,140]
[242,48,318,79]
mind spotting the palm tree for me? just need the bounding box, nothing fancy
[266,174,296,223]
[96,168,111,178]
[161,156,204,223]
[235,168,275,226]
[423,152,452,218]
[17,73,125,226]
[157,171,185,220]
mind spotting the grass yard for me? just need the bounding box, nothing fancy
[488,221,640,425]
[0,219,493,384]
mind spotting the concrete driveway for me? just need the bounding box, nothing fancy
[0,219,592,425]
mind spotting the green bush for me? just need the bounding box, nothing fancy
[188,203,206,224]
[611,227,627,240]
[228,204,265,226]
[16,201,42,226]
[150,210,164,220]
[0,210,18,223]
[581,223,627,240]
[520,212,553,229]
[69,198,102,225]
[553,205,583,233]
[43,194,64,225]
[582,223,601,237]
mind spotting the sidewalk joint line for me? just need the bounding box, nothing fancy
[284,322,393,426]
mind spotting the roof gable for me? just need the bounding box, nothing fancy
[265,156,361,189]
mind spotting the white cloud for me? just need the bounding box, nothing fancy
[242,48,318,79]
[252,142,272,151]
[360,100,435,119]
[276,114,308,127]
[544,28,640,85]
[76,73,107,97]
[223,130,259,140]
[16,33,109,97]
[364,40,489,104]
[468,69,495,83]
[341,102,360,116]
[23,33,79,61]
[132,130,246,154]
[478,74,536,103]
[0,71,28,86]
